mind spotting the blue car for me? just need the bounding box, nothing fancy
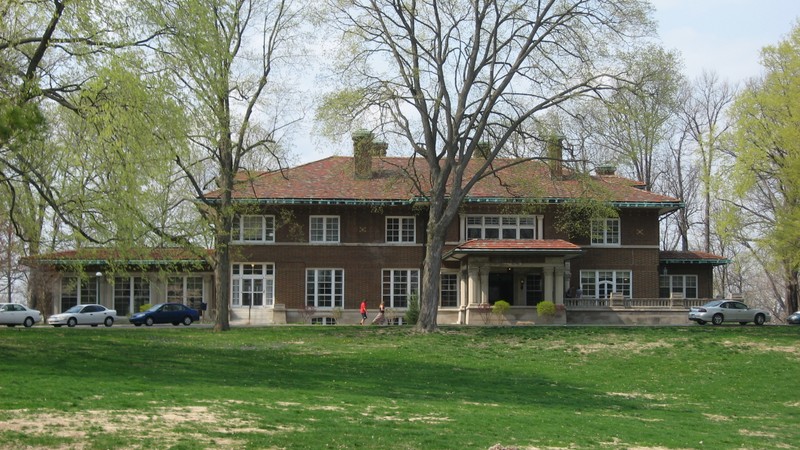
[129,303,200,326]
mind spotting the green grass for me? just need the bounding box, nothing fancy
[0,325,798,449]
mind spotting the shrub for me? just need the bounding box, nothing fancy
[331,307,343,324]
[139,304,152,313]
[492,300,511,325]
[476,303,493,324]
[404,293,419,325]
[537,300,556,317]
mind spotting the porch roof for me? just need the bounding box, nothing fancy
[659,250,730,266]
[443,239,583,261]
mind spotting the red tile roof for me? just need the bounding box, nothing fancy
[444,239,584,261]
[206,156,681,207]
[660,250,730,264]
[456,239,582,251]
[21,248,213,268]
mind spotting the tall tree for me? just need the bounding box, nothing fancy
[586,45,685,191]
[321,0,654,332]
[139,0,307,331]
[683,72,735,253]
[723,23,800,317]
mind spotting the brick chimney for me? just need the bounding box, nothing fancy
[352,130,387,179]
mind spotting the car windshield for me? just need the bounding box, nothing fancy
[702,300,724,307]
[147,304,165,312]
[64,305,84,313]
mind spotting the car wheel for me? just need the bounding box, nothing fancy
[6,324,14,327]
[754,314,766,326]
[182,316,192,326]
[145,317,154,327]
[67,317,77,327]
[23,317,34,328]
[104,317,114,327]
[712,313,724,326]
[696,320,707,325]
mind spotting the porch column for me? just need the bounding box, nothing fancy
[543,266,554,302]
[480,268,489,305]
[554,265,565,305]
[467,267,481,305]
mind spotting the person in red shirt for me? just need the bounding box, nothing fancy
[360,300,368,325]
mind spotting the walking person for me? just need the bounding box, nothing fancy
[360,299,368,325]
[371,300,386,325]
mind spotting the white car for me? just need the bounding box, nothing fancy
[0,303,41,328]
[689,300,770,326]
[48,304,117,327]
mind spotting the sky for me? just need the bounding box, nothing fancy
[291,1,799,165]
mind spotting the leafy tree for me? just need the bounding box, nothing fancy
[723,23,800,317]
[586,45,685,191]
[320,0,654,332]
[683,72,736,253]
[138,0,307,331]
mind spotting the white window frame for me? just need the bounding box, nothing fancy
[60,277,98,311]
[310,216,340,243]
[306,268,344,308]
[232,215,275,243]
[591,218,621,246]
[113,276,151,316]
[439,272,459,308]
[382,269,420,308]
[386,216,416,244]
[311,317,337,325]
[166,276,205,305]
[464,215,541,240]
[579,270,631,299]
[231,263,275,308]
[660,274,698,299]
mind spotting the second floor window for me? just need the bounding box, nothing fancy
[386,217,416,243]
[232,215,275,243]
[466,215,539,240]
[310,216,340,243]
[591,218,620,245]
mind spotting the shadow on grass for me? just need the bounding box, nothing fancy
[0,326,648,417]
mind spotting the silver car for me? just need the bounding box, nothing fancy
[47,304,117,327]
[689,300,770,326]
[0,303,41,328]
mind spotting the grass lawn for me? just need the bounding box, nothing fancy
[0,325,797,449]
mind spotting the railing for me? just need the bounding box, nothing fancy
[564,297,711,310]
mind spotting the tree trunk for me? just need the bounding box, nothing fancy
[416,220,445,333]
[786,270,799,317]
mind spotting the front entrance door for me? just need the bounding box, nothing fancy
[525,274,544,306]
[489,272,515,305]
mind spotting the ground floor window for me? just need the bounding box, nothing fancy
[306,268,344,308]
[114,276,151,316]
[659,274,697,299]
[383,269,419,308]
[232,263,275,307]
[311,317,337,325]
[60,277,99,311]
[580,270,631,299]
[440,273,458,307]
[167,276,205,309]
